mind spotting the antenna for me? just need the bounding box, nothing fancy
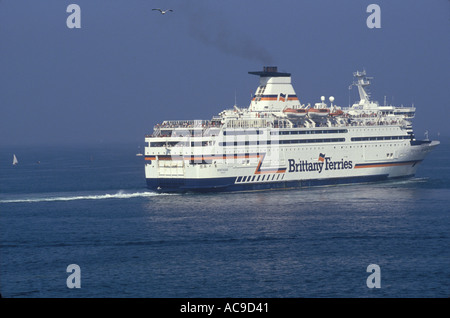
[348,83,352,107]
[234,89,237,106]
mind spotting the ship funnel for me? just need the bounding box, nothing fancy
[248,66,300,112]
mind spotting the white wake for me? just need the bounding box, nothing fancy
[0,190,170,203]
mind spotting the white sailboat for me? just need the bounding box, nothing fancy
[12,154,18,165]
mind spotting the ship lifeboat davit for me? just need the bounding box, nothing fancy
[307,108,330,119]
[283,108,307,118]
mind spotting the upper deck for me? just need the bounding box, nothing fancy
[146,67,415,139]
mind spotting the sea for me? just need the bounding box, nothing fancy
[0,138,449,300]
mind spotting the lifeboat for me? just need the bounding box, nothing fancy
[330,109,344,117]
[283,108,307,118]
[307,108,330,118]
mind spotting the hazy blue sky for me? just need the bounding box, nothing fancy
[0,0,449,146]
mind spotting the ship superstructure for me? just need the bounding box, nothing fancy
[144,67,439,192]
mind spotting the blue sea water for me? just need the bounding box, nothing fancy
[0,139,449,298]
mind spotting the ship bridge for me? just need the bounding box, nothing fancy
[248,66,301,113]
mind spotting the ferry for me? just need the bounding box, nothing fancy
[144,67,439,192]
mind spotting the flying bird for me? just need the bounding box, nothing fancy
[152,8,173,15]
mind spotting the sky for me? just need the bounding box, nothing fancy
[0,0,449,146]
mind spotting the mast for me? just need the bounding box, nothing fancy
[352,70,372,105]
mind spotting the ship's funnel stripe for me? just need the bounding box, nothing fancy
[252,94,299,102]
[259,94,278,101]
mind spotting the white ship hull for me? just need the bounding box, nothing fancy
[144,130,438,192]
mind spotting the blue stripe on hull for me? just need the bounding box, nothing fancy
[146,174,399,193]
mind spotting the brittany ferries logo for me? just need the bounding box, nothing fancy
[288,154,353,173]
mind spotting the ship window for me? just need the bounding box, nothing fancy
[261,175,265,181]
[242,176,247,182]
[251,176,256,181]
[236,176,242,182]
[351,136,410,142]
[257,176,261,181]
